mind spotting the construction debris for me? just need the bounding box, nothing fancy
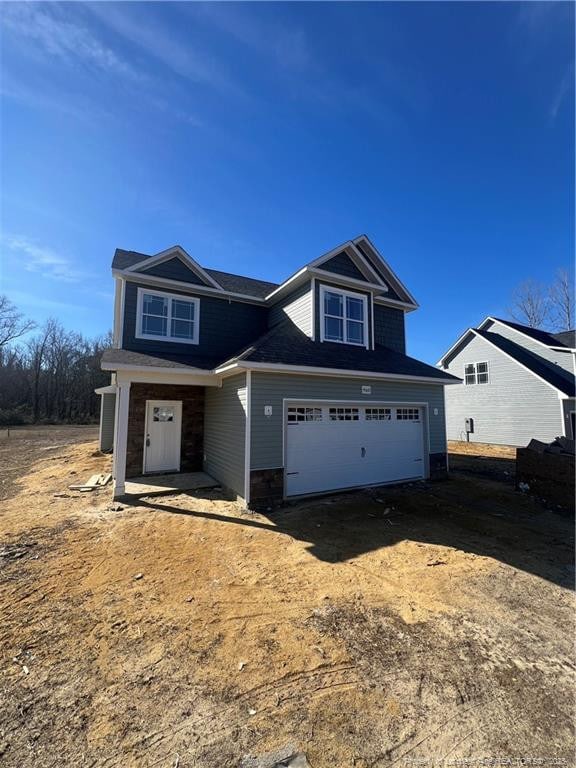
[68,473,111,492]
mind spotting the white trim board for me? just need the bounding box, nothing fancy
[244,370,252,506]
[216,360,460,385]
[126,245,222,290]
[319,283,369,349]
[135,286,200,346]
[113,269,267,304]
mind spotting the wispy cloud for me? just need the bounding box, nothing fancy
[2,235,88,284]
[85,2,241,95]
[0,3,140,80]
[550,66,573,121]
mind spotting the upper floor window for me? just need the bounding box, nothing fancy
[320,286,367,347]
[136,288,200,344]
[465,361,489,385]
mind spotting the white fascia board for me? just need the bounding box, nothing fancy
[264,267,309,302]
[308,240,387,287]
[373,296,418,312]
[436,328,476,366]
[309,268,388,294]
[469,329,570,396]
[95,385,117,395]
[482,316,574,354]
[353,235,419,307]
[125,245,222,290]
[112,269,266,304]
[216,360,461,385]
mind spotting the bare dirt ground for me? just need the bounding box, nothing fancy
[1,427,574,767]
[448,440,517,484]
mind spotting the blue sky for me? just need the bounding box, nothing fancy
[0,1,573,363]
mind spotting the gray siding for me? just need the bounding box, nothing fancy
[444,334,564,446]
[137,257,207,285]
[314,279,373,346]
[484,320,575,377]
[268,282,313,337]
[250,372,447,470]
[204,374,246,497]
[99,393,116,452]
[122,281,268,360]
[374,305,405,354]
[322,252,366,281]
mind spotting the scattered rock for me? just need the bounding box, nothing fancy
[133,573,144,581]
[426,559,447,567]
[238,661,247,671]
[248,707,257,716]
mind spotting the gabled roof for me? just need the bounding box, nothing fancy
[112,235,417,309]
[486,317,576,350]
[113,248,278,299]
[217,322,460,383]
[474,329,575,397]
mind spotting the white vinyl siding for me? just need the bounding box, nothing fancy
[203,373,247,497]
[268,283,313,337]
[484,320,575,377]
[444,334,565,446]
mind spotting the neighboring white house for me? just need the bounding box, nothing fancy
[438,317,575,446]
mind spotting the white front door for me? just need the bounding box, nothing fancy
[285,402,425,497]
[144,400,182,474]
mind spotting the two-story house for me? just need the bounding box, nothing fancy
[438,317,575,446]
[100,235,459,506]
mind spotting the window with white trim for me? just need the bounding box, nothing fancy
[329,407,359,421]
[464,362,489,385]
[138,289,199,344]
[287,407,323,423]
[321,286,367,346]
[365,408,391,421]
[396,408,420,421]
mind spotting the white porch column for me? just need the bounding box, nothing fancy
[113,380,131,497]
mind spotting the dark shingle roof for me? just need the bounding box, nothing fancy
[551,330,576,348]
[475,329,575,397]
[492,318,575,349]
[220,322,460,382]
[112,249,278,299]
[203,269,278,298]
[101,348,220,371]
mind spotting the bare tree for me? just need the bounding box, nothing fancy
[508,279,551,328]
[0,295,36,347]
[549,269,575,331]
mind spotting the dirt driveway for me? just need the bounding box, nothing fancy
[1,427,574,767]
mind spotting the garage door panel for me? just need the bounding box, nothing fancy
[285,402,425,497]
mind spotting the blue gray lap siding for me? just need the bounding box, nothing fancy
[122,281,268,360]
[249,372,446,473]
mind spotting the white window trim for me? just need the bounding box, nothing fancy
[319,284,369,349]
[136,287,200,345]
[464,361,489,385]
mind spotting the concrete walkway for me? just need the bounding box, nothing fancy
[124,471,220,496]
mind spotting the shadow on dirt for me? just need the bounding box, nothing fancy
[449,452,516,484]
[125,474,574,591]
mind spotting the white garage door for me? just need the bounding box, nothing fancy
[285,403,425,497]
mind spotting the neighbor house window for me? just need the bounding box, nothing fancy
[465,362,489,385]
[320,286,367,346]
[137,289,199,344]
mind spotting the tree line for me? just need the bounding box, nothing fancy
[509,269,574,330]
[0,296,112,426]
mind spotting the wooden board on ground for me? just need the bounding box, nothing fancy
[69,473,111,491]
